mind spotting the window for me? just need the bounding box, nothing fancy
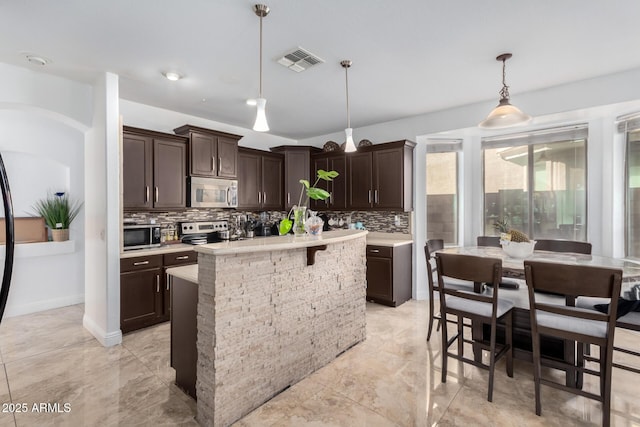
[483,126,587,241]
[426,141,460,245]
[623,116,640,258]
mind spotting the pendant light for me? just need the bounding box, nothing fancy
[253,4,270,132]
[479,53,532,129]
[341,60,357,153]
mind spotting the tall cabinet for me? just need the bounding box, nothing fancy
[310,152,348,211]
[237,147,283,210]
[123,127,187,210]
[270,146,321,210]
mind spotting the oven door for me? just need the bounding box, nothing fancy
[188,177,237,208]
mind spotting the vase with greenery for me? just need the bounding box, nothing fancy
[32,192,83,241]
[279,169,339,235]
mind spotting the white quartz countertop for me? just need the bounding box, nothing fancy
[366,232,413,247]
[166,264,198,283]
[120,243,194,258]
[194,229,367,256]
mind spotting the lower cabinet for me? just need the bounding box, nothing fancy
[120,250,196,333]
[366,244,412,307]
[170,275,198,399]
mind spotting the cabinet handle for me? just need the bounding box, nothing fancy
[175,255,189,260]
[287,192,291,204]
[374,190,379,204]
[166,273,170,291]
[212,156,216,172]
[154,187,159,203]
[133,260,149,266]
[145,186,149,203]
[219,158,222,173]
[263,192,267,204]
[368,190,372,204]
[258,192,262,203]
[369,249,380,253]
[156,275,160,293]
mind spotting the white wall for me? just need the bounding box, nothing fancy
[120,100,297,149]
[300,66,640,302]
[0,63,89,317]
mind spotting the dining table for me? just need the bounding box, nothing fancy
[437,246,640,388]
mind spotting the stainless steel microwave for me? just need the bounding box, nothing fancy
[123,224,162,251]
[187,177,238,208]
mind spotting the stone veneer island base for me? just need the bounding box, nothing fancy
[193,230,368,427]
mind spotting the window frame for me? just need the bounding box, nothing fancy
[426,140,461,246]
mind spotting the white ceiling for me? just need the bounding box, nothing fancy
[2,1,640,139]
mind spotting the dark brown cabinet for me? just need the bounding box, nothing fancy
[174,125,242,179]
[123,127,187,211]
[238,147,283,210]
[348,140,415,211]
[366,244,412,307]
[171,275,198,399]
[270,146,321,210]
[120,250,196,333]
[310,152,348,211]
[120,255,163,333]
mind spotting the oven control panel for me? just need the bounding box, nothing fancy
[180,220,228,236]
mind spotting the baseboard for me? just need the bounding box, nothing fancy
[83,314,122,347]
[3,294,84,318]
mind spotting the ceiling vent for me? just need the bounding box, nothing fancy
[277,47,324,72]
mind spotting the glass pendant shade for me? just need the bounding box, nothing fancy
[479,98,532,129]
[344,128,357,153]
[253,97,269,132]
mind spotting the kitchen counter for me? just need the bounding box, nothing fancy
[120,243,194,258]
[366,231,413,247]
[194,229,367,256]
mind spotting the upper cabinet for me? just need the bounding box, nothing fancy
[270,146,321,210]
[123,126,187,211]
[348,140,415,211]
[310,152,348,211]
[237,147,283,211]
[173,125,242,179]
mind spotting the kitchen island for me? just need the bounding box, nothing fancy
[190,229,368,427]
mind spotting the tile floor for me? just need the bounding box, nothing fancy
[0,301,638,426]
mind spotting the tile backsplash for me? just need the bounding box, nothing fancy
[123,209,411,235]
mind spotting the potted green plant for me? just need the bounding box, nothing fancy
[279,169,339,235]
[32,192,83,241]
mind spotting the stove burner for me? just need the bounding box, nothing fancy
[180,220,228,245]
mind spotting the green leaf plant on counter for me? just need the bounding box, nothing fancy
[279,169,339,235]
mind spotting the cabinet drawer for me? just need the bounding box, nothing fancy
[366,246,392,258]
[163,250,197,266]
[120,254,163,273]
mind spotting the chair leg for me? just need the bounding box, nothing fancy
[532,330,542,416]
[427,292,435,341]
[576,342,584,389]
[441,310,449,384]
[457,316,464,357]
[487,319,497,402]
[506,311,513,378]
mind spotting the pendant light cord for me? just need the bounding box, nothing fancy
[259,13,263,98]
[499,57,510,101]
[345,65,350,128]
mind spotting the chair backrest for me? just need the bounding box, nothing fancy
[534,239,592,254]
[424,239,444,289]
[524,261,622,324]
[477,236,501,247]
[436,253,503,309]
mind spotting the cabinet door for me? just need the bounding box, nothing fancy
[153,139,186,209]
[373,148,404,209]
[238,151,261,209]
[329,156,347,210]
[284,151,309,210]
[348,152,373,209]
[120,268,163,333]
[310,157,329,210]
[366,256,393,303]
[190,132,216,177]
[262,155,283,210]
[123,133,153,209]
[217,137,238,178]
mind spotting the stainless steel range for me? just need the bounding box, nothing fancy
[179,220,229,245]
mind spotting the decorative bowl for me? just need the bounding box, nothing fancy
[501,240,537,258]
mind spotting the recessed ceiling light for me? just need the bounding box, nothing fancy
[246,99,257,106]
[162,71,182,81]
[25,55,50,66]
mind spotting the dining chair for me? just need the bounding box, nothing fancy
[424,240,471,341]
[435,252,514,402]
[524,261,622,427]
[477,236,501,247]
[534,239,592,254]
